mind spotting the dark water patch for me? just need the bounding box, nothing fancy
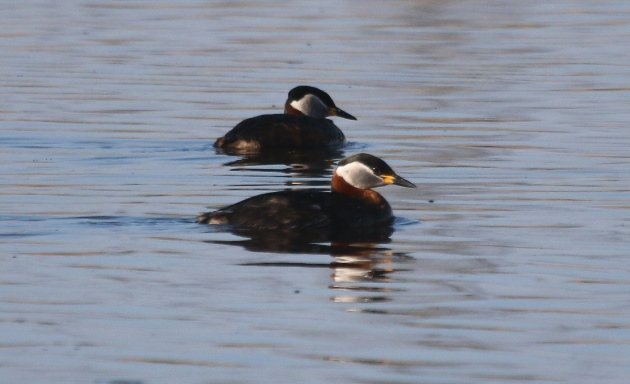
[299,352,460,368]
[1,215,196,254]
[240,261,333,268]
[70,215,194,228]
[205,236,394,255]
[329,285,407,293]
[201,223,395,253]
[95,380,145,384]
[0,232,48,239]
[216,147,345,180]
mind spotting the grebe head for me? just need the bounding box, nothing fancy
[335,153,416,190]
[284,85,357,120]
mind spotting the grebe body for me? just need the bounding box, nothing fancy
[197,153,415,233]
[214,86,356,152]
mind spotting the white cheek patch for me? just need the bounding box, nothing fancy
[336,162,385,189]
[290,94,329,118]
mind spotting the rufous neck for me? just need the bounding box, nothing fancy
[331,172,384,205]
[284,100,305,116]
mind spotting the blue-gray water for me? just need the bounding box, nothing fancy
[2,1,630,383]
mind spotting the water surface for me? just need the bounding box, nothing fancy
[2,1,630,383]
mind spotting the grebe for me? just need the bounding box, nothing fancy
[197,153,415,234]
[214,85,357,152]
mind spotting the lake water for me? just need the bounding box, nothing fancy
[2,1,630,383]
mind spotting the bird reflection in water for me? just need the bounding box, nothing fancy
[205,221,394,254]
[329,249,412,306]
[205,228,415,307]
[217,147,346,181]
[205,224,413,289]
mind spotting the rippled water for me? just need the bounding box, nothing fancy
[2,1,630,383]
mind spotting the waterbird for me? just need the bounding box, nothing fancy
[214,85,357,153]
[197,153,416,236]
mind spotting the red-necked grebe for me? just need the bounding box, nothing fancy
[214,85,357,152]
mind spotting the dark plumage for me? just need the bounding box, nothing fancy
[197,189,392,230]
[214,114,346,151]
[197,153,416,240]
[214,85,356,152]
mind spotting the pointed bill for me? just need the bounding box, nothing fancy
[331,107,357,120]
[381,174,416,188]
